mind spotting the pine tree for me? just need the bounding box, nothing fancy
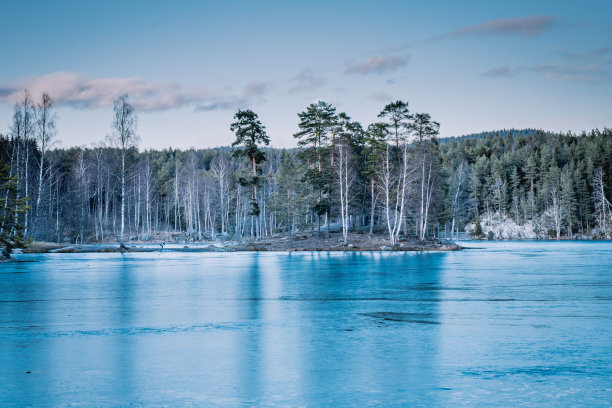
[560,167,577,237]
[410,112,441,240]
[0,162,31,260]
[473,217,484,238]
[510,166,522,221]
[230,109,270,239]
[525,154,538,193]
[364,123,388,235]
[377,101,410,148]
[293,101,336,237]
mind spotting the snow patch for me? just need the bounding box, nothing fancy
[466,212,540,239]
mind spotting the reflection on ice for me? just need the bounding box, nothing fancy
[0,241,611,406]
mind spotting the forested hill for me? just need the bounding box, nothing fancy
[1,95,611,245]
[439,127,611,238]
[442,128,558,142]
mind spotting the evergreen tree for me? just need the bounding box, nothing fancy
[560,167,577,237]
[0,161,31,259]
[293,101,336,237]
[410,112,441,240]
[377,101,410,148]
[230,109,270,239]
[364,123,388,235]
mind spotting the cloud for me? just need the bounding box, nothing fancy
[530,64,602,81]
[482,63,606,82]
[195,81,274,111]
[194,96,249,112]
[243,81,272,97]
[591,47,612,57]
[369,91,393,101]
[288,69,326,94]
[481,65,524,77]
[0,72,206,111]
[555,46,612,60]
[0,72,277,113]
[345,55,408,75]
[448,15,557,38]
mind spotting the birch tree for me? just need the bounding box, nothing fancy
[410,113,440,240]
[110,95,138,247]
[334,116,359,244]
[211,154,231,235]
[34,92,56,222]
[592,167,611,235]
[450,160,467,237]
[377,101,412,241]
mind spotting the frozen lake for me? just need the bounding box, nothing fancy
[1,241,611,406]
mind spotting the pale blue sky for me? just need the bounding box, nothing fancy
[1,0,610,148]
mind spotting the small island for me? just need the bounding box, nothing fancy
[21,232,462,254]
[1,95,609,260]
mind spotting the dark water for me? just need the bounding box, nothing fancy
[1,241,611,407]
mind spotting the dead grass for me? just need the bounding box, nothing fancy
[23,241,66,253]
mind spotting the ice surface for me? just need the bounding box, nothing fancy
[1,242,611,406]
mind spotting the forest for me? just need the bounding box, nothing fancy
[1,91,611,249]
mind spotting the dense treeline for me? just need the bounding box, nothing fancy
[1,91,611,246]
[441,128,612,238]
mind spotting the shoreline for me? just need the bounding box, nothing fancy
[21,235,463,254]
[17,234,612,255]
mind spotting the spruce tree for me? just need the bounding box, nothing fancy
[560,167,577,237]
[0,162,31,260]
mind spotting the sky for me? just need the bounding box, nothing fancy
[0,0,611,149]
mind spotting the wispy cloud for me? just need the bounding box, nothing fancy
[554,46,612,60]
[0,72,277,113]
[369,91,393,101]
[194,83,273,111]
[194,96,248,112]
[288,69,326,94]
[345,55,408,75]
[0,72,205,111]
[482,62,607,82]
[481,65,524,78]
[591,47,612,57]
[531,63,603,81]
[446,15,557,39]
[243,81,273,98]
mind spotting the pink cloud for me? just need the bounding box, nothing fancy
[0,72,206,111]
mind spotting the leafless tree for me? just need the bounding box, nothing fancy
[109,95,138,247]
[34,92,56,223]
[592,167,611,235]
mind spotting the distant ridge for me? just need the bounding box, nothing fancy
[442,128,559,142]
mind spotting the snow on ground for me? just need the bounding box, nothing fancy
[466,212,539,239]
